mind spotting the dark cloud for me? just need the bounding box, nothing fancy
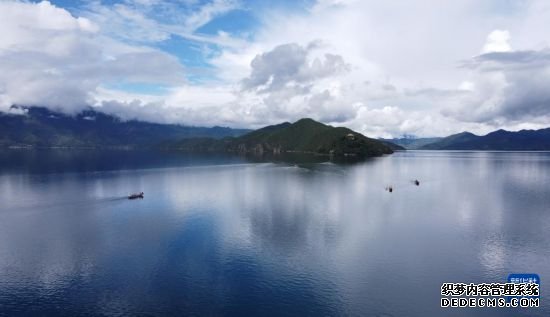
[444,48,550,124]
[460,49,550,71]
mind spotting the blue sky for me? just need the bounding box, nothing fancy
[39,0,312,85]
[46,1,308,67]
[1,0,550,136]
[49,1,259,80]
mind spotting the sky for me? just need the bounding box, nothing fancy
[1,0,550,137]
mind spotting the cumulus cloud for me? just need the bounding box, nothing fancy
[242,43,349,93]
[423,24,550,134]
[0,1,184,113]
[2,0,550,138]
[482,30,511,53]
[443,47,550,125]
[221,42,355,124]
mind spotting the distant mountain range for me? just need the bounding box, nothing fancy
[3,106,548,153]
[0,107,395,159]
[379,137,442,150]
[0,106,250,148]
[382,128,550,150]
[419,129,550,150]
[166,118,396,158]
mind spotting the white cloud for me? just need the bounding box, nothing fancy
[0,1,184,113]
[0,1,98,52]
[482,30,512,53]
[1,0,550,137]
[183,0,240,32]
[80,0,244,47]
[443,48,550,126]
[242,43,349,93]
[82,2,170,43]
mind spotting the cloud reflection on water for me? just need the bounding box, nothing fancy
[1,151,549,316]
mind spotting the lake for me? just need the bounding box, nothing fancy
[0,150,549,316]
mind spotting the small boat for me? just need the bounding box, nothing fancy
[128,192,144,199]
[414,180,420,186]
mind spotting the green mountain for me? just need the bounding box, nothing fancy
[169,118,395,158]
[0,106,250,148]
[419,129,550,150]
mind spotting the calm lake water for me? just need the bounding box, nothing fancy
[0,150,549,316]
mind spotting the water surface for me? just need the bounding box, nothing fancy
[0,150,549,316]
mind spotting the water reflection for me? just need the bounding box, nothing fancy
[0,151,549,316]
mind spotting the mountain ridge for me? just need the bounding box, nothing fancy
[379,136,443,150]
[168,118,397,158]
[0,106,251,148]
[419,128,550,150]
